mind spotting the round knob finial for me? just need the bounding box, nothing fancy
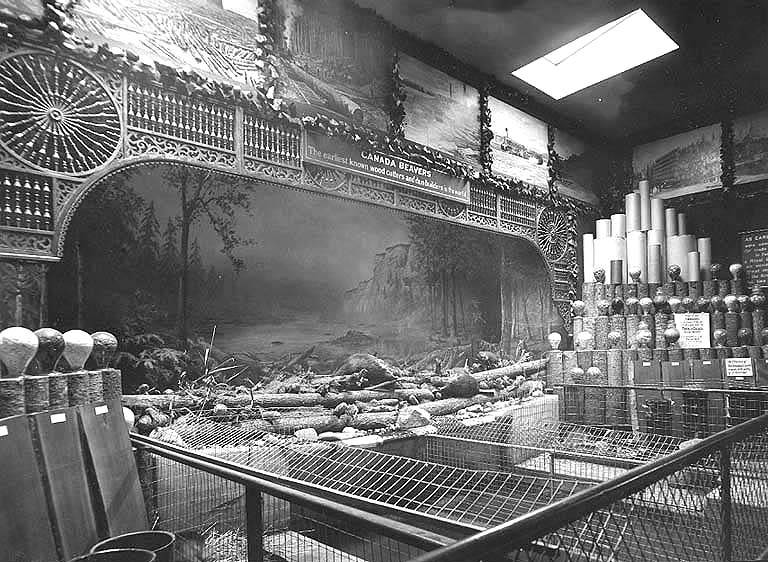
[91,331,118,369]
[62,330,94,371]
[32,328,65,374]
[547,332,562,351]
[0,327,39,377]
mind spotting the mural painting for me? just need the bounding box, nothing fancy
[632,124,722,198]
[275,0,394,130]
[71,0,272,90]
[400,53,481,168]
[70,0,394,130]
[734,108,768,185]
[488,97,548,190]
[554,129,601,205]
[48,166,559,390]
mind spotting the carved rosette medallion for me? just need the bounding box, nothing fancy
[537,207,569,261]
[0,52,122,176]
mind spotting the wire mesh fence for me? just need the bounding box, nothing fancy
[135,441,431,562]
[408,414,768,562]
[154,415,593,530]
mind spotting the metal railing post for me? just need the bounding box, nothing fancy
[246,485,264,562]
[720,444,732,562]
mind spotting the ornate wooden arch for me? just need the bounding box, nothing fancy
[0,43,575,327]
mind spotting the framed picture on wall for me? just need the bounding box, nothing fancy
[399,53,481,168]
[71,0,271,90]
[488,96,548,190]
[734,107,768,185]
[275,0,394,131]
[554,129,600,205]
[632,123,722,198]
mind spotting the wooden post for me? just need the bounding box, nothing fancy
[246,486,264,562]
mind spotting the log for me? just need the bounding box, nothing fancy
[470,358,548,382]
[351,411,398,430]
[270,414,344,434]
[122,388,435,411]
[418,395,496,417]
[427,358,548,387]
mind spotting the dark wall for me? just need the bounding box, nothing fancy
[680,182,768,268]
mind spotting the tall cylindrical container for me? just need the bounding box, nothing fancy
[639,180,651,231]
[611,214,627,239]
[677,212,687,235]
[648,244,663,284]
[626,193,641,232]
[687,251,701,282]
[697,237,712,281]
[627,230,648,283]
[596,219,612,239]
[648,229,666,274]
[665,208,678,237]
[651,198,665,232]
[583,233,594,282]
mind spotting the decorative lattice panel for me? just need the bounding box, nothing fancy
[499,193,536,229]
[243,114,301,168]
[0,169,53,231]
[127,83,235,152]
[0,52,121,176]
[469,184,496,217]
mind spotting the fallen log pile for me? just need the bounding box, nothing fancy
[125,353,548,438]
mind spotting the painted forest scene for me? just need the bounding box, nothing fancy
[49,165,559,392]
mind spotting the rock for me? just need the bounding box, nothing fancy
[395,406,431,429]
[294,428,319,441]
[441,374,480,398]
[332,353,400,384]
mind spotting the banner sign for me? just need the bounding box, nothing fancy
[673,313,711,349]
[305,133,471,203]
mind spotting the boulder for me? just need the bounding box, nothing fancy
[395,406,431,429]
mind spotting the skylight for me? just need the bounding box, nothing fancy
[512,9,678,100]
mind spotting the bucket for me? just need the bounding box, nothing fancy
[70,549,156,562]
[90,531,175,562]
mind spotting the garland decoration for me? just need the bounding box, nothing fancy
[479,84,493,173]
[546,125,560,204]
[720,117,735,193]
[388,51,406,139]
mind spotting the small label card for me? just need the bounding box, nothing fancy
[725,358,755,380]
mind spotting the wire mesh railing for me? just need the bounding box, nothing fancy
[407,413,768,562]
[132,433,452,562]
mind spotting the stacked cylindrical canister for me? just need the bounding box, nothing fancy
[584,180,713,297]
[0,327,120,418]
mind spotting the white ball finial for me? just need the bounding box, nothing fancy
[547,332,562,350]
[62,330,94,370]
[0,327,39,377]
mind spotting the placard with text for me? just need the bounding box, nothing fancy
[673,313,711,349]
[305,133,471,203]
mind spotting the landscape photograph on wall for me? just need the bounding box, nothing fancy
[274,0,394,131]
[400,53,481,168]
[632,124,722,198]
[554,129,600,205]
[734,108,768,185]
[488,97,548,189]
[48,165,560,390]
[71,0,271,90]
